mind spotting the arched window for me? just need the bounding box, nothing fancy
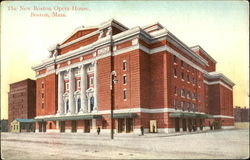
[90,96,94,111]
[77,98,81,112]
[66,100,69,112]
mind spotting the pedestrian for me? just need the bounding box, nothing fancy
[140,126,144,135]
[97,127,100,135]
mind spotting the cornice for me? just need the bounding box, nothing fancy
[190,45,217,64]
[204,71,235,87]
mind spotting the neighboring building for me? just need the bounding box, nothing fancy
[32,19,235,134]
[10,118,35,133]
[0,120,8,132]
[8,79,36,130]
[234,106,249,122]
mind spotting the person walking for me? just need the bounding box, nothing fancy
[140,126,144,135]
[97,127,101,135]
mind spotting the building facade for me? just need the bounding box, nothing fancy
[234,106,249,122]
[8,79,36,130]
[32,19,235,133]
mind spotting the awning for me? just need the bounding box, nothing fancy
[16,118,35,123]
[109,113,137,118]
[35,115,103,122]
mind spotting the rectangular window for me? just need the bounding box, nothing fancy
[187,74,190,82]
[174,68,177,77]
[192,78,195,85]
[181,89,185,97]
[187,102,190,112]
[42,103,44,109]
[42,83,44,88]
[123,89,127,100]
[192,103,196,112]
[174,99,178,109]
[187,91,190,99]
[174,55,177,63]
[181,72,184,80]
[187,64,190,71]
[181,101,185,111]
[192,67,195,73]
[66,83,69,90]
[42,93,44,98]
[77,80,81,88]
[174,86,177,95]
[123,75,127,85]
[181,60,184,68]
[123,61,127,71]
[90,77,94,85]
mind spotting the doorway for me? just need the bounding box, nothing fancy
[118,118,125,133]
[182,119,187,131]
[71,120,77,133]
[125,118,133,133]
[175,118,180,132]
[84,120,91,133]
[60,121,65,132]
[150,120,157,133]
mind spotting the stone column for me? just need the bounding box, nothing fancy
[94,61,98,111]
[69,68,75,114]
[57,71,64,115]
[80,64,88,113]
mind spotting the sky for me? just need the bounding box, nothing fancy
[1,1,249,119]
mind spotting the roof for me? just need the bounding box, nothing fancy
[190,45,217,63]
[16,118,34,123]
[204,71,235,87]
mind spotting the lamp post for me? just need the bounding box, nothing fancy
[110,70,117,139]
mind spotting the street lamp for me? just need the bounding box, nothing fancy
[110,70,117,139]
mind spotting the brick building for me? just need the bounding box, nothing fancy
[8,79,36,130]
[234,106,249,122]
[32,19,234,133]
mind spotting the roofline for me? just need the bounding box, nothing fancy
[190,45,217,63]
[204,71,235,87]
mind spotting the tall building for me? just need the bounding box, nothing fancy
[234,106,249,122]
[32,19,234,133]
[8,79,36,130]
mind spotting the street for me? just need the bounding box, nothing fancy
[1,128,249,159]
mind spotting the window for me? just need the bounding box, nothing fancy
[181,89,185,97]
[198,95,201,102]
[42,103,44,109]
[174,86,177,95]
[49,123,52,129]
[181,60,184,68]
[187,91,190,99]
[181,101,185,111]
[174,68,177,77]
[174,55,177,63]
[192,103,196,112]
[90,77,94,85]
[187,102,190,112]
[192,67,195,73]
[77,98,81,112]
[123,75,127,85]
[187,64,190,71]
[181,72,184,80]
[123,60,127,71]
[42,82,44,88]
[198,81,201,87]
[187,74,190,82]
[123,89,127,100]
[42,93,44,98]
[66,83,69,90]
[174,99,178,109]
[77,80,81,88]
[192,78,195,85]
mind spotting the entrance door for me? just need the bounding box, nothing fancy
[182,119,187,131]
[71,120,77,132]
[150,120,157,133]
[84,120,91,133]
[39,122,42,132]
[126,118,133,133]
[60,121,65,132]
[41,122,46,132]
[175,118,180,132]
[118,118,125,133]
